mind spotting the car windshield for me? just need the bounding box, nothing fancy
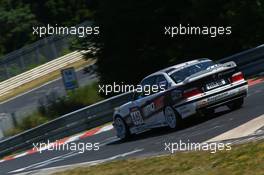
[170,61,215,83]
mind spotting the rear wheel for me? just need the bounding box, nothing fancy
[228,98,244,111]
[164,106,182,129]
[114,116,130,140]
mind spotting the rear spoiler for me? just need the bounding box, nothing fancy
[183,61,237,83]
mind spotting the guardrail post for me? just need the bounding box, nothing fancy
[0,128,3,139]
[11,113,18,127]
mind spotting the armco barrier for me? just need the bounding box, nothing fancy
[0,51,86,97]
[219,44,264,76]
[0,92,133,157]
[0,44,264,158]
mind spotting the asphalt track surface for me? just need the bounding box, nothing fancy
[0,69,97,117]
[1,81,264,175]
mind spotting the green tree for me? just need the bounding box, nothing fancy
[79,0,264,88]
[23,0,94,25]
[0,2,37,55]
[0,0,94,56]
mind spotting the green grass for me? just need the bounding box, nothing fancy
[53,141,264,175]
[67,83,104,106]
[5,112,49,136]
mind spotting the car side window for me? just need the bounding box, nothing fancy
[141,76,157,96]
[133,76,157,100]
[155,75,168,90]
[141,76,156,87]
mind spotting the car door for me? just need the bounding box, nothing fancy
[130,75,169,127]
[141,75,169,126]
[129,76,157,127]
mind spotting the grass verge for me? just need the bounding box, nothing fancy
[0,59,95,102]
[5,112,49,136]
[6,82,103,136]
[53,141,264,175]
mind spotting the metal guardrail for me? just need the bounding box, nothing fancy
[0,44,264,158]
[0,92,133,157]
[0,51,85,97]
[219,44,264,76]
[0,21,92,81]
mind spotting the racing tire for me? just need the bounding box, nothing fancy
[164,106,182,129]
[114,116,130,140]
[228,98,244,111]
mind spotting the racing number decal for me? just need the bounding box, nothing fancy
[130,96,164,126]
[130,109,144,125]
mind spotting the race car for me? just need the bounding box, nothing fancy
[113,58,248,140]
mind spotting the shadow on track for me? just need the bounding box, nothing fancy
[109,107,232,145]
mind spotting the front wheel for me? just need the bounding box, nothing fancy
[164,106,182,129]
[228,98,244,111]
[114,116,130,140]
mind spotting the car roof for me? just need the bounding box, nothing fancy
[145,58,211,79]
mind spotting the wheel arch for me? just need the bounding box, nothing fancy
[113,114,123,120]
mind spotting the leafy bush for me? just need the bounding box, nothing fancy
[6,113,48,136]
[7,82,103,136]
[68,82,103,106]
[39,82,103,120]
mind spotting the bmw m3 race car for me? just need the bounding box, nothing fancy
[113,59,248,140]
